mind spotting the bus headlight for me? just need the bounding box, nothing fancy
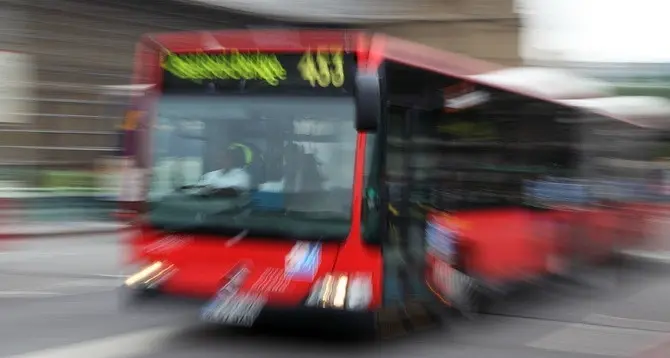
[346,274,373,310]
[124,261,175,289]
[305,273,372,311]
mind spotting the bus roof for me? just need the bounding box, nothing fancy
[380,36,612,99]
[140,29,670,129]
[380,35,670,128]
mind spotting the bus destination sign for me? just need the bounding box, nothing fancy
[161,49,354,94]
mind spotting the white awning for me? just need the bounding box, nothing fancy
[469,67,614,100]
[559,96,670,129]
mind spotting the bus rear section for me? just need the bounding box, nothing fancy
[122,29,383,329]
[371,40,670,317]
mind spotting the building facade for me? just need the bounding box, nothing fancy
[529,59,670,98]
[0,0,520,177]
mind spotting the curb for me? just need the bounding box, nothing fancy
[0,225,134,240]
[634,335,670,358]
[620,250,670,269]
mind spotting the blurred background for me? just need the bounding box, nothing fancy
[0,1,670,358]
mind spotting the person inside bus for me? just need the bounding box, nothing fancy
[258,142,294,193]
[199,144,252,192]
[258,142,324,193]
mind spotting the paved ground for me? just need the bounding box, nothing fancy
[0,222,126,239]
[0,234,669,358]
[0,234,122,278]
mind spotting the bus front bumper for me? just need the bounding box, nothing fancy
[118,286,377,330]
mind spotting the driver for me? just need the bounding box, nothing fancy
[199,144,252,190]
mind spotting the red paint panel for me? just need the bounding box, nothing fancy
[130,227,340,304]
[446,206,656,286]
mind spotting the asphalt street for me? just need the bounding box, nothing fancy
[0,233,669,358]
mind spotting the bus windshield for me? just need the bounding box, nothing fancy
[148,95,357,240]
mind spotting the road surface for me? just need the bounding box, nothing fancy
[0,234,669,358]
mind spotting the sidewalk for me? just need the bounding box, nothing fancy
[621,213,670,266]
[0,183,125,238]
[636,338,670,358]
[0,222,129,239]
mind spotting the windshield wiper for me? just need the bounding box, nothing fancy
[225,229,249,247]
[174,185,243,198]
[156,221,211,234]
[176,184,206,190]
[281,209,349,220]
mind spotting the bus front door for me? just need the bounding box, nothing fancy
[381,104,440,332]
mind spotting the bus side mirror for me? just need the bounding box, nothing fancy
[355,71,381,132]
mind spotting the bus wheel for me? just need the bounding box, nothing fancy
[353,312,378,341]
[329,312,378,341]
[118,286,158,308]
[471,287,494,314]
[455,281,494,318]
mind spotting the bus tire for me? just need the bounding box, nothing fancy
[118,286,158,309]
[454,279,494,318]
[350,312,378,341]
[325,311,378,341]
[471,287,494,314]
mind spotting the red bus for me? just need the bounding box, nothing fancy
[121,29,670,335]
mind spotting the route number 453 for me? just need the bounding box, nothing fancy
[298,48,344,88]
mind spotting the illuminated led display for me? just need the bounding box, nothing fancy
[162,51,287,85]
[161,48,349,91]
